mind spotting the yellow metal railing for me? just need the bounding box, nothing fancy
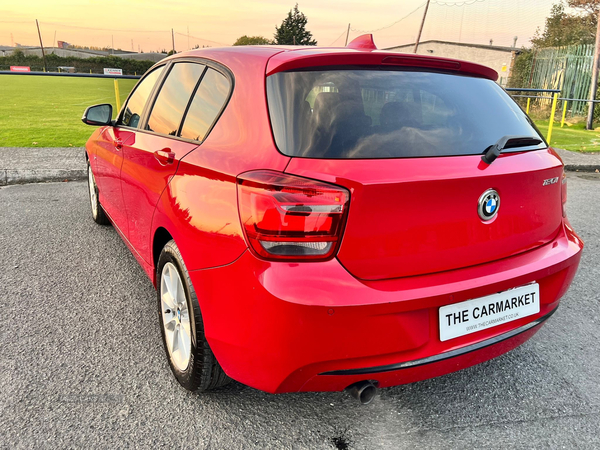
[506,88,562,144]
[114,79,121,112]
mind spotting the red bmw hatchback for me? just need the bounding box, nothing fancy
[83,35,583,403]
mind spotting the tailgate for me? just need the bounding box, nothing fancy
[285,149,563,280]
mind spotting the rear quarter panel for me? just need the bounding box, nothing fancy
[151,50,290,274]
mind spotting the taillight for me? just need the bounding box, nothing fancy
[237,170,350,261]
[561,170,567,217]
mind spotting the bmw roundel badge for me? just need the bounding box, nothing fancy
[478,189,500,221]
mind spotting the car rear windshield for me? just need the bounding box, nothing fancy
[266,69,545,159]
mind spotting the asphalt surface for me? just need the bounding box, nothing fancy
[0,174,599,449]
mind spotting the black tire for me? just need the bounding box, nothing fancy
[156,240,230,392]
[87,161,110,225]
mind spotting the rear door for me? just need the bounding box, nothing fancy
[95,65,165,232]
[267,68,563,280]
[92,126,133,229]
[120,62,231,264]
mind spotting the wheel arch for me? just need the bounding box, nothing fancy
[152,227,174,286]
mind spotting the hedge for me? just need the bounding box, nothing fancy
[0,50,158,75]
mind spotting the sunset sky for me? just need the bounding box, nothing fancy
[1,0,558,52]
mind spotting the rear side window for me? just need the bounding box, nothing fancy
[120,66,164,128]
[146,62,206,136]
[180,68,230,142]
[266,69,545,159]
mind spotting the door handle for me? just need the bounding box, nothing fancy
[114,138,123,150]
[154,149,176,165]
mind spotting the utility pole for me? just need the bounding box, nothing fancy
[458,6,465,43]
[587,7,600,130]
[344,23,351,46]
[35,19,47,72]
[413,0,431,53]
[171,28,176,53]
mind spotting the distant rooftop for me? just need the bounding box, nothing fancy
[385,40,521,53]
[0,45,155,55]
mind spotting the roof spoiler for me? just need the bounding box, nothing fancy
[265,36,498,81]
[346,34,377,50]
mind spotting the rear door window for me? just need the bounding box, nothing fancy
[180,68,230,142]
[146,62,206,136]
[119,66,164,128]
[266,69,545,159]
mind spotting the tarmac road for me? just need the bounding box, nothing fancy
[0,173,599,449]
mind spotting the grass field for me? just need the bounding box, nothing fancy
[534,120,600,153]
[0,75,136,147]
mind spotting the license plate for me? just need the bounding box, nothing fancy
[439,283,540,342]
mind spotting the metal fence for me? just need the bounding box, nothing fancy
[525,44,594,117]
[506,87,600,143]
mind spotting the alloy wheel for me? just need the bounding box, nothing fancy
[160,262,192,372]
[88,165,98,219]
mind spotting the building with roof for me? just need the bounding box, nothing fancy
[385,40,521,86]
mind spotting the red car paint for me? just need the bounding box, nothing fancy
[289,149,565,280]
[85,39,583,394]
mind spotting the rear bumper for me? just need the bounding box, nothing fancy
[189,220,583,393]
[320,307,556,376]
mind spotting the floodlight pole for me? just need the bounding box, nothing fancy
[35,19,48,72]
[345,23,351,46]
[413,0,431,54]
[586,7,600,130]
[171,28,176,53]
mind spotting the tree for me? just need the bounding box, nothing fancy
[568,0,600,14]
[507,48,534,88]
[274,4,317,45]
[11,48,25,61]
[532,2,597,47]
[233,35,272,46]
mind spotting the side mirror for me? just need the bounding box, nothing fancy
[82,104,113,126]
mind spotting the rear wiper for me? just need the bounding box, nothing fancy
[481,135,543,164]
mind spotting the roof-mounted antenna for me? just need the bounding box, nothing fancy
[346,34,377,50]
